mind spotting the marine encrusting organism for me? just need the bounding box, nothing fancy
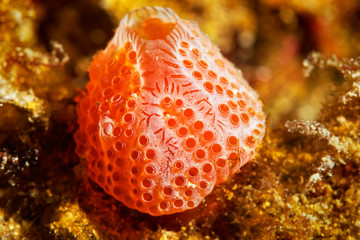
[74,6,265,216]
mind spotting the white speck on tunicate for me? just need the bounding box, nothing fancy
[187,181,196,189]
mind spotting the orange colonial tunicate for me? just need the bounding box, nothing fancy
[74,6,265,216]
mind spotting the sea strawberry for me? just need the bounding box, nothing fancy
[75,6,265,216]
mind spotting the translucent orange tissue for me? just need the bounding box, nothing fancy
[74,6,265,216]
[138,18,176,40]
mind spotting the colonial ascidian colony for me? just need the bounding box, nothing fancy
[75,6,265,216]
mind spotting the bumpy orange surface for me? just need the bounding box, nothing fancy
[75,7,265,216]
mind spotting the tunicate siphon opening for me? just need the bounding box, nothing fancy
[124,7,177,40]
